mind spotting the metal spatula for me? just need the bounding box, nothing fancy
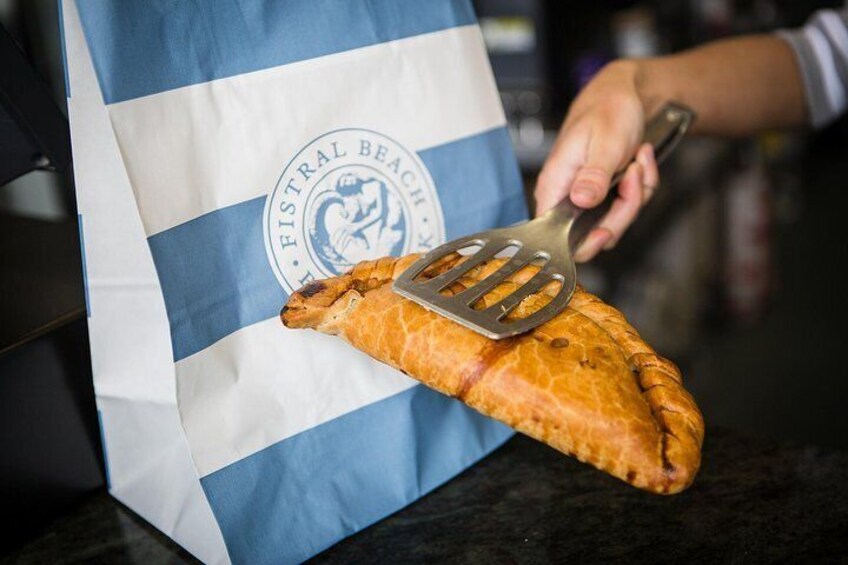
[393,102,695,339]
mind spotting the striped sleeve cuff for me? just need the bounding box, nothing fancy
[776,8,848,129]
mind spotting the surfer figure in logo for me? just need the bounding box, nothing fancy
[309,172,406,274]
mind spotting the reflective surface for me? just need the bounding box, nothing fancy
[6,428,847,564]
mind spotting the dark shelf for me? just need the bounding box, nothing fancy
[0,213,85,356]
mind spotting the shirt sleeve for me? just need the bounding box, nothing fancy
[777,7,848,128]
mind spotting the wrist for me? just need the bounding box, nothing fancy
[625,58,665,119]
[597,59,659,117]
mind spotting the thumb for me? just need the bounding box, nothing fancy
[569,137,628,209]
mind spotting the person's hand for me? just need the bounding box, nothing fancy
[535,61,660,262]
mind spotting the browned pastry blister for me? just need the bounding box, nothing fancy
[281,253,704,494]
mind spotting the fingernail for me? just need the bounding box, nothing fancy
[576,231,611,262]
[637,144,653,167]
[573,246,591,263]
[571,184,595,202]
[628,161,642,180]
[598,230,613,249]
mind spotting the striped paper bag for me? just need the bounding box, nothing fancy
[68,0,527,562]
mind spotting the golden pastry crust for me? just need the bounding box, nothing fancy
[281,253,704,494]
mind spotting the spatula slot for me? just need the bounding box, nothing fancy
[456,241,484,256]
[493,243,521,259]
[421,240,519,293]
[486,274,569,334]
[485,270,563,321]
[527,255,550,269]
[408,238,486,283]
[465,252,550,310]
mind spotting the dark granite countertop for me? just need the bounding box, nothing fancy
[5,427,847,564]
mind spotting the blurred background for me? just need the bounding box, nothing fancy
[2,0,847,558]
[475,0,848,453]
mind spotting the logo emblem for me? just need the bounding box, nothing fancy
[265,128,445,293]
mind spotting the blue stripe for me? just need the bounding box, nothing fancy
[58,0,70,98]
[149,127,526,362]
[77,214,91,317]
[147,197,285,361]
[419,126,526,240]
[201,384,513,564]
[74,0,477,105]
[97,409,111,490]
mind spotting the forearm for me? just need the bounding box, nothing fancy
[629,35,807,136]
[540,11,844,260]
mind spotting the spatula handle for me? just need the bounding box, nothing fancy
[566,102,696,251]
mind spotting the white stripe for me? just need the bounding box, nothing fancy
[819,12,848,71]
[107,25,505,237]
[97,396,231,565]
[176,318,418,477]
[805,26,848,116]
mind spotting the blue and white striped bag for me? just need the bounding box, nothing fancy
[68,0,527,562]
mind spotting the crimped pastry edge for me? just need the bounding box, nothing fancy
[281,254,704,493]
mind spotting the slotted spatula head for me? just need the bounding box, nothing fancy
[393,103,695,339]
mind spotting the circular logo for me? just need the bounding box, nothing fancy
[264,128,445,293]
